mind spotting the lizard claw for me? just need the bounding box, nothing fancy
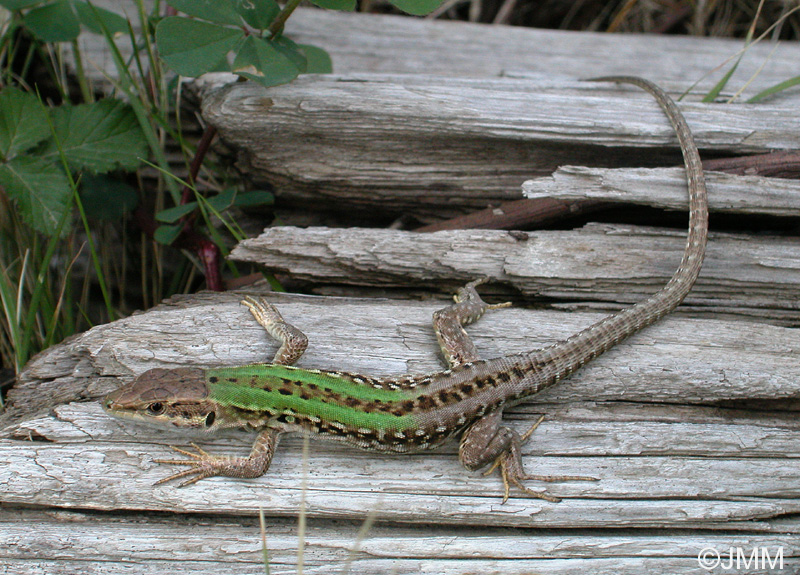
[151,430,278,487]
[153,443,227,487]
[482,415,598,503]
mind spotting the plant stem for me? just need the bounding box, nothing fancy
[268,0,304,38]
[69,39,93,103]
[180,125,217,205]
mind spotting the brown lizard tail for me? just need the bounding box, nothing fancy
[521,76,708,390]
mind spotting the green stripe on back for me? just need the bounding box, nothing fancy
[205,364,416,432]
[206,364,415,402]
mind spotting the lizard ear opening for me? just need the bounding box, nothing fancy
[205,411,216,427]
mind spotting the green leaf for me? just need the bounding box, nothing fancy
[234,190,274,207]
[271,36,307,73]
[154,224,183,245]
[0,88,50,160]
[298,44,332,74]
[166,0,242,26]
[0,156,72,236]
[232,36,301,87]
[206,188,236,212]
[156,201,197,223]
[0,0,45,11]
[79,174,139,220]
[23,0,81,42]
[43,99,147,172]
[235,0,279,30]
[388,0,443,15]
[72,0,129,35]
[156,17,242,77]
[308,0,355,10]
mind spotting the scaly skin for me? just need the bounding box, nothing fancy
[103,77,708,501]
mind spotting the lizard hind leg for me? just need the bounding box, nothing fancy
[459,411,597,503]
[433,277,511,368]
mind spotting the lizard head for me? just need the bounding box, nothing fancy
[103,367,219,431]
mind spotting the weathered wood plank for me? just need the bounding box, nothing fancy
[523,166,800,217]
[8,291,800,413]
[3,434,800,528]
[229,226,800,321]
[2,508,798,575]
[2,291,799,532]
[198,75,800,219]
[81,4,800,92]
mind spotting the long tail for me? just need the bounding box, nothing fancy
[522,76,708,389]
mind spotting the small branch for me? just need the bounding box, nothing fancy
[415,198,606,232]
[268,0,304,37]
[703,151,800,179]
[180,125,217,206]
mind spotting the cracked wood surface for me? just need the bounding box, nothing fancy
[3,289,799,572]
[11,2,800,572]
[2,508,798,574]
[197,74,800,220]
[230,226,800,323]
[524,166,800,217]
[82,5,800,90]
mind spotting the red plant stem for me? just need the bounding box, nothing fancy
[181,125,217,206]
[134,206,224,292]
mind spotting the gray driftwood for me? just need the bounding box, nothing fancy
[2,508,797,575]
[230,226,800,323]
[524,166,800,217]
[197,74,800,220]
[7,2,799,573]
[2,287,800,573]
[80,4,800,91]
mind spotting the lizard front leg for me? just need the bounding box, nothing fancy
[155,427,280,487]
[242,295,309,365]
[154,297,306,486]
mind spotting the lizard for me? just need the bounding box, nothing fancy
[103,76,708,502]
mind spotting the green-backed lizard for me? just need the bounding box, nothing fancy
[103,76,708,502]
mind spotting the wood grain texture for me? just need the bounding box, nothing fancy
[524,166,800,217]
[3,292,800,521]
[11,2,800,571]
[230,226,800,322]
[3,508,798,574]
[80,4,800,91]
[3,290,799,570]
[197,74,800,220]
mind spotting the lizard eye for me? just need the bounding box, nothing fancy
[147,402,165,415]
[205,412,216,427]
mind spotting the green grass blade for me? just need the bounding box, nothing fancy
[747,76,800,103]
[86,2,180,202]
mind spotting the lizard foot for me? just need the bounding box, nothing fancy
[153,430,278,487]
[153,443,246,487]
[484,415,599,503]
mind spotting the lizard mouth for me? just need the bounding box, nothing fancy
[102,390,121,412]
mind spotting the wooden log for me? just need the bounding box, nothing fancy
[229,226,800,322]
[3,507,798,574]
[81,4,800,91]
[524,166,800,217]
[198,75,800,220]
[2,291,800,531]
